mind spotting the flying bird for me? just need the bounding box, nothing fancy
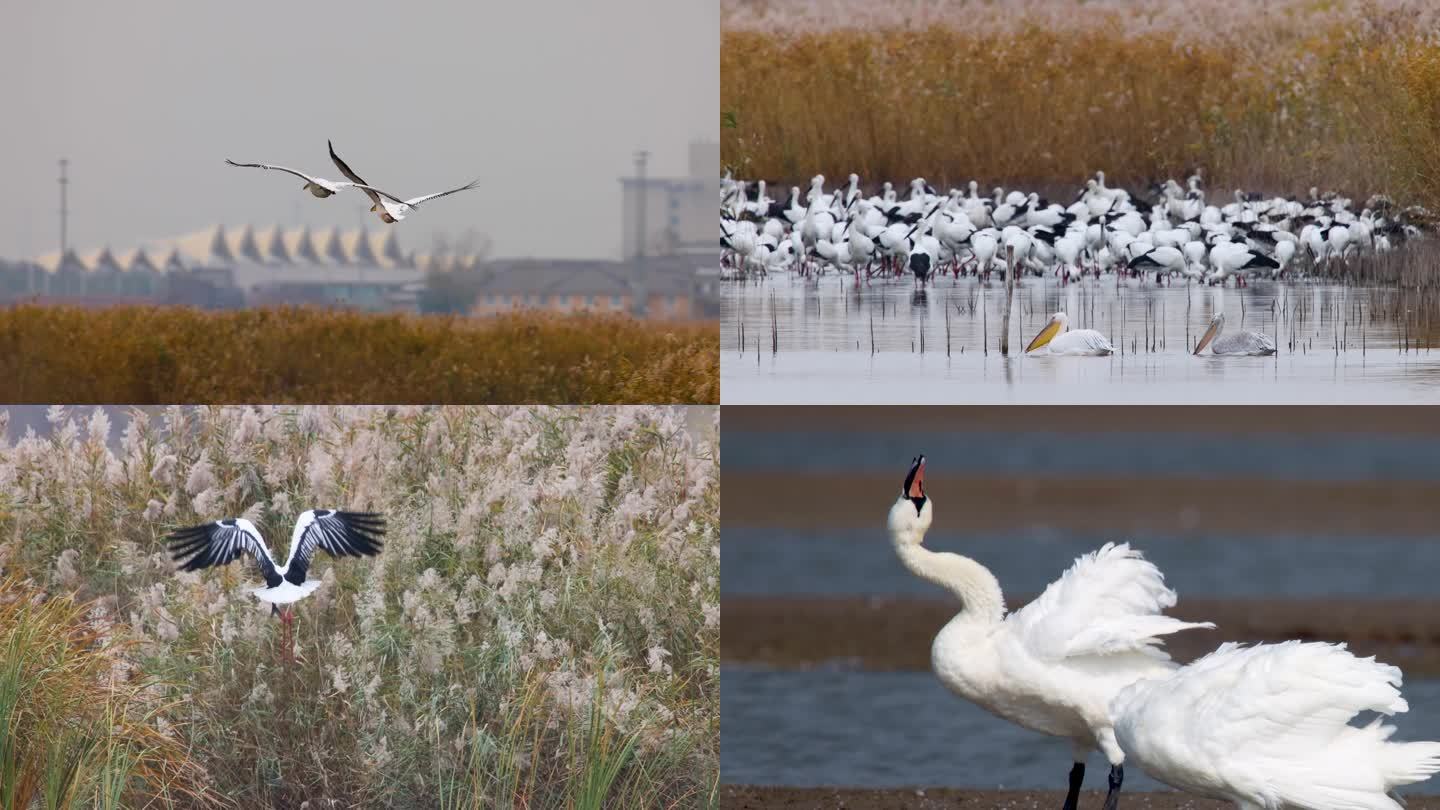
[223,158,411,205]
[169,510,385,662]
[328,140,480,224]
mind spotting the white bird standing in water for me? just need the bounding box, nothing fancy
[1025,311,1115,355]
[889,456,1212,810]
[1112,641,1440,809]
[169,510,385,662]
[1193,313,1277,356]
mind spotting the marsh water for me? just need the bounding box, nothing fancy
[721,275,1440,403]
[721,667,1440,793]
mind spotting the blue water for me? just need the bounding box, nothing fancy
[722,527,1440,599]
[721,667,1440,794]
[724,429,1440,482]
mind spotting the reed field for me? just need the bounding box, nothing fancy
[721,0,1440,210]
[0,306,719,404]
[0,405,720,808]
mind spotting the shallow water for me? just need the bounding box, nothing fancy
[722,527,1440,599]
[720,668,1440,792]
[722,275,1440,403]
[725,428,1440,482]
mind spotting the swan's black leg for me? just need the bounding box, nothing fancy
[1061,762,1085,810]
[1100,764,1123,810]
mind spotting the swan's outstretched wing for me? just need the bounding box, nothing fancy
[1112,642,1440,807]
[281,510,385,585]
[1008,542,1212,661]
[327,140,384,210]
[168,518,281,588]
[225,159,321,186]
[404,179,481,208]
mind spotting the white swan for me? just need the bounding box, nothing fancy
[223,158,410,205]
[889,456,1213,810]
[1112,641,1440,809]
[1193,313,1277,356]
[328,140,480,224]
[1025,311,1115,355]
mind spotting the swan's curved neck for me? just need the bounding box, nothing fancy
[895,541,1006,625]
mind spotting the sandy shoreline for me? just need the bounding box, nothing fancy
[722,596,1440,676]
[721,786,1440,809]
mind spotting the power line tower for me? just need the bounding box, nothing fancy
[58,158,70,255]
[632,149,649,318]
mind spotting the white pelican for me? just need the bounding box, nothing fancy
[1025,311,1115,355]
[1112,641,1440,809]
[1193,313,1276,356]
[224,158,410,205]
[889,456,1213,810]
[169,510,385,661]
[328,140,480,224]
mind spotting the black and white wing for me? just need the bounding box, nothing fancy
[327,140,384,210]
[168,518,282,588]
[224,159,322,186]
[404,179,481,208]
[282,510,385,585]
[347,183,414,207]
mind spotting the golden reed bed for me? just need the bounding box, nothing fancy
[722,0,1440,208]
[0,305,719,404]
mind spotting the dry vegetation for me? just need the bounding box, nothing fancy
[722,0,1440,209]
[0,405,719,808]
[0,306,719,404]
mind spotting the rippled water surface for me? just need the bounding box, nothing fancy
[721,668,1440,792]
[722,275,1440,403]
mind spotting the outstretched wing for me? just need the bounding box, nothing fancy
[168,518,281,588]
[327,140,383,209]
[1111,641,1439,807]
[1007,542,1213,661]
[405,178,481,207]
[282,510,385,585]
[347,183,414,207]
[225,159,321,186]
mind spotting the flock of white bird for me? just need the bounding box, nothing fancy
[226,140,480,225]
[722,170,1426,287]
[890,456,1440,810]
[722,170,1428,356]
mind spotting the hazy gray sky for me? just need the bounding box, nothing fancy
[1,1,717,261]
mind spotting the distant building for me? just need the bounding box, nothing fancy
[1,224,425,311]
[620,141,717,260]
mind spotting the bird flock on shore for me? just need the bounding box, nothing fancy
[721,170,1430,287]
[890,455,1440,810]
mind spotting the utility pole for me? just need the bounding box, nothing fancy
[58,158,69,255]
[633,150,649,317]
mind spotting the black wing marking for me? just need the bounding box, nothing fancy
[327,140,383,209]
[283,510,385,586]
[168,519,281,588]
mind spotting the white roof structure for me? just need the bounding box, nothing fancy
[16,225,478,293]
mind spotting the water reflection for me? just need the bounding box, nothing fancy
[722,274,1440,403]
